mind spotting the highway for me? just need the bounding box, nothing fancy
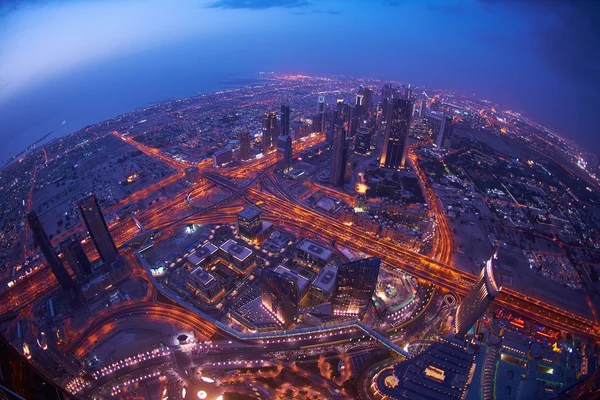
[203,172,599,339]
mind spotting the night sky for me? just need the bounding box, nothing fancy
[0,0,599,158]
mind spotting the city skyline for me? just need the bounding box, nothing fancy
[0,1,599,162]
[0,73,595,398]
[0,1,598,399]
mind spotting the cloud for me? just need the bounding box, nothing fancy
[207,0,311,10]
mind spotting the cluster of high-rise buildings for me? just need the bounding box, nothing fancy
[242,82,455,186]
[27,194,118,302]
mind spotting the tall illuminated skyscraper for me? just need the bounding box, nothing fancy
[433,115,454,149]
[332,257,380,318]
[442,115,454,149]
[239,130,251,161]
[379,98,412,169]
[357,86,373,118]
[78,195,118,265]
[27,211,75,291]
[261,111,278,153]
[454,253,503,339]
[405,84,412,100]
[355,127,372,155]
[280,105,290,136]
[261,268,301,329]
[330,118,347,186]
[380,84,397,125]
[318,95,325,132]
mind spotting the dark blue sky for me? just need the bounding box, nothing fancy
[0,0,599,159]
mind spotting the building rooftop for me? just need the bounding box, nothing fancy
[273,265,310,292]
[297,238,333,262]
[237,206,262,221]
[220,239,253,261]
[190,267,217,287]
[312,264,338,294]
[187,242,218,265]
[375,340,474,400]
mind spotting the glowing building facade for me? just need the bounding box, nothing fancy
[454,253,503,339]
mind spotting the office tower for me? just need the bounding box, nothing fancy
[277,135,293,172]
[454,254,502,339]
[237,206,262,240]
[420,99,427,118]
[432,115,454,149]
[431,114,446,148]
[60,237,92,281]
[325,109,337,144]
[358,86,373,119]
[312,113,323,134]
[332,257,380,318]
[379,98,412,169]
[261,111,278,153]
[344,153,355,183]
[355,93,365,120]
[280,105,290,136]
[442,115,454,149]
[291,120,308,141]
[318,95,325,132]
[330,117,347,186]
[78,195,118,265]
[239,130,251,161]
[27,211,75,291]
[405,84,412,100]
[355,127,372,155]
[380,84,397,124]
[261,268,300,329]
[348,105,359,138]
[337,99,351,126]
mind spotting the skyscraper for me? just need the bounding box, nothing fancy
[261,111,278,153]
[420,99,427,118]
[405,84,412,100]
[27,211,75,291]
[357,86,373,119]
[432,115,454,149]
[60,237,92,281]
[355,127,372,155]
[454,253,503,339]
[277,135,293,172]
[355,93,365,119]
[261,268,301,329]
[239,130,251,161]
[280,105,290,137]
[348,105,359,138]
[380,84,397,125]
[330,117,347,186]
[78,195,118,265]
[431,114,446,148]
[332,257,380,318]
[379,98,412,169]
[318,95,325,132]
[325,109,337,144]
[442,115,454,149]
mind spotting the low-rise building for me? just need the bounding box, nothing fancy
[219,239,255,272]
